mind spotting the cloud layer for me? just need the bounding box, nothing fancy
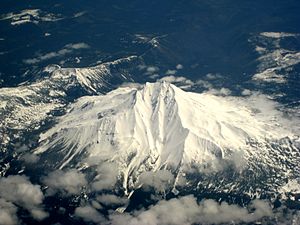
[109,195,273,225]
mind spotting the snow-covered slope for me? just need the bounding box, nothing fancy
[0,56,138,157]
[35,82,300,196]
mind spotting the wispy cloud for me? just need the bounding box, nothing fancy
[260,32,298,39]
[23,43,90,64]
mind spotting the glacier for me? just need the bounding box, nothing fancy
[34,81,300,197]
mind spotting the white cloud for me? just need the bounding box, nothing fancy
[91,200,103,210]
[195,79,213,89]
[92,163,119,191]
[137,64,147,70]
[96,194,128,206]
[149,74,159,79]
[143,65,162,78]
[120,82,143,89]
[30,208,49,221]
[42,169,87,195]
[195,78,233,96]
[109,195,273,225]
[207,87,232,96]
[23,42,90,64]
[165,69,177,75]
[0,198,19,225]
[139,170,175,192]
[145,66,160,76]
[65,43,90,50]
[158,76,194,90]
[74,205,105,224]
[0,175,48,221]
[255,46,267,53]
[147,66,159,73]
[0,175,44,207]
[176,64,183,70]
[241,89,252,96]
[205,73,222,80]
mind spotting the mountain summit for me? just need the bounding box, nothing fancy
[35,82,299,195]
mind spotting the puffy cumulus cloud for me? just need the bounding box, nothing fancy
[176,64,183,70]
[139,170,175,192]
[241,88,252,96]
[157,74,233,93]
[205,73,222,80]
[146,66,159,73]
[158,76,195,90]
[195,79,213,89]
[120,82,143,89]
[0,198,19,225]
[0,175,44,207]
[42,169,87,196]
[96,194,128,207]
[74,205,105,224]
[163,64,184,76]
[0,175,48,221]
[143,66,160,78]
[195,79,233,96]
[30,208,49,221]
[207,87,232,96]
[23,42,90,64]
[158,75,232,94]
[92,163,119,191]
[165,69,177,75]
[109,195,273,225]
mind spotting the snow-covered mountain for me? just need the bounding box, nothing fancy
[35,82,300,197]
[0,56,139,158]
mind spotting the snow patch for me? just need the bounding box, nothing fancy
[0,9,62,26]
